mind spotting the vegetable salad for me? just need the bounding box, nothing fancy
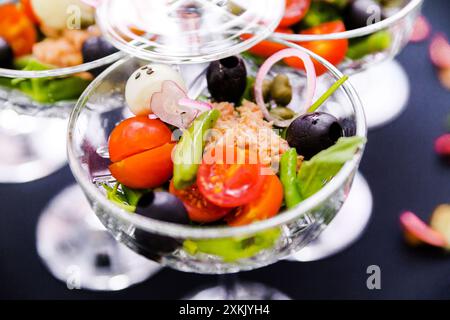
[103,51,365,228]
[0,0,118,103]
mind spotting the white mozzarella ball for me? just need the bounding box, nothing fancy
[125,64,187,116]
[31,0,95,30]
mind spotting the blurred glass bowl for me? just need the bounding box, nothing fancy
[273,0,423,74]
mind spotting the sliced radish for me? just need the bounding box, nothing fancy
[150,81,199,129]
[178,98,212,113]
[255,48,317,127]
[125,63,187,116]
[429,34,450,69]
[410,15,431,43]
[400,211,447,248]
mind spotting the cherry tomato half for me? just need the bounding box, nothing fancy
[109,142,175,189]
[242,28,293,59]
[108,116,173,163]
[279,0,311,28]
[197,146,268,208]
[226,174,283,227]
[284,21,348,76]
[0,3,37,57]
[20,0,39,24]
[169,181,231,224]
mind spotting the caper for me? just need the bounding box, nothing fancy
[228,2,244,15]
[270,107,296,120]
[270,74,292,106]
[249,79,271,101]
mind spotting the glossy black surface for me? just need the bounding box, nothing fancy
[344,0,385,30]
[0,1,449,300]
[0,37,13,69]
[207,56,247,104]
[136,192,189,225]
[286,112,344,160]
[82,36,118,76]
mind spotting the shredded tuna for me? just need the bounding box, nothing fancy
[206,100,289,173]
[32,26,101,68]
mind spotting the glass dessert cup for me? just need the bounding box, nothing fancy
[0,50,123,183]
[0,46,159,291]
[67,42,367,282]
[273,0,423,129]
[270,0,422,261]
[6,0,284,293]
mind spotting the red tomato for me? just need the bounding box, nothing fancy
[108,116,172,163]
[279,0,311,28]
[284,21,348,76]
[197,146,268,208]
[169,181,231,224]
[242,28,293,58]
[20,0,39,24]
[226,174,283,227]
[109,143,175,189]
[0,3,37,56]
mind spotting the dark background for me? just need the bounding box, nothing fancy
[0,0,449,300]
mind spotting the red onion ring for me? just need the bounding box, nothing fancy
[254,48,317,127]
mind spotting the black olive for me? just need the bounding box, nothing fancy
[0,37,14,69]
[135,191,190,224]
[344,0,386,30]
[206,55,247,104]
[132,192,189,259]
[82,36,118,76]
[286,112,344,160]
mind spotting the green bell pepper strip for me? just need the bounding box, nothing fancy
[308,75,349,113]
[347,31,392,60]
[183,228,281,262]
[173,109,220,190]
[280,148,303,209]
[299,2,341,29]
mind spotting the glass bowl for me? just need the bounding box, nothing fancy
[0,51,123,118]
[67,40,367,274]
[96,0,284,64]
[273,0,423,74]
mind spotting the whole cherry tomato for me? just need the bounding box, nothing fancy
[169,181,231,224]
[226,174,283,226]
[242,28,293,59]
[279,0,311,28]
[0,3,37,56]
